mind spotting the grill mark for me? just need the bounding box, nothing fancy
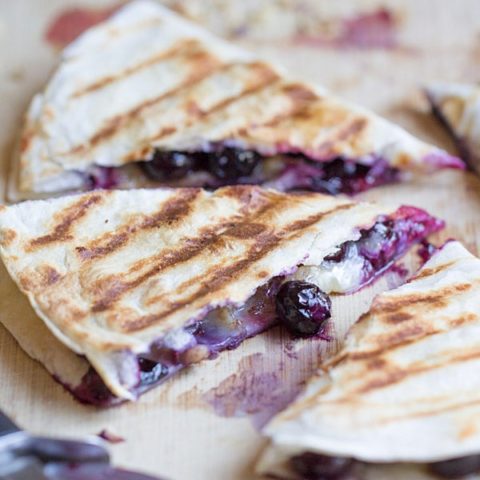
[371,283,473,315]
[145,200,352,307]
[413,260,456,280]
[0,229,17,247]
[38,265,62,286]
[282,84,319,103]
[315,117,368,156]
[232,85,323,135]
[20,129,33,154]
[357,313,478,353]
[145,67,280,144]
[28,194,103,249]
[68,47,223,155]
[123,203,355,332]
[356,347,480,394]
[90,193,293,312]
[449,312,478,327]
[343,315,480,391]
[347,326,441,362]
[196,73,281,117]
[384,311,413,324]
[71,40,199,98]
[76,189,201,261]
[374,397,480,426]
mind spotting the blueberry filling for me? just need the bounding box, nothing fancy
[289,452,480,479]
[65,206,441,406]
[276,281,332,337]
[314,206,444,292]
[142,150,205,181]
[428,455,480,478]
[135,147,399,194]
[417,240,438,265]
[138,357,169,386]
[290,452,355,480]
[69,368,115,406]
[208,148,261,180]
[279,156,399,195]
[87,167,119,190]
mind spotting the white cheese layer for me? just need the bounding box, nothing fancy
[288,253,365,294]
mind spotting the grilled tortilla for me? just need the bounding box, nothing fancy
[257,241,480,480]
[426,82,480,174]
[12,0,462,201]
[0,185,442,404]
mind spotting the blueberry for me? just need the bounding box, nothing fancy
[290,452,354,480]
[310,157,398,195]
[276,281,331,336]
[323,158,361,178]
[138,358,168,386]
[324,241,358,264]
[208,148,260,180]
[429,455,480,478]
[418,240,438,264]
[358,221,398,264]
[73,368,115,405]
[142,150,199,181]
[87,167,118,190]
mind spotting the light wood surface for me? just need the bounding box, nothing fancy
[1,1,480,479]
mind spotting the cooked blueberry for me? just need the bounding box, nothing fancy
[290,452,354,479]
[276,281,331,336]
[310,157,399,195]
[324,158,362,178]
[138,357,168,386]
[324,241,358,264]
[142,150,199,180]
[208,148,260,180]
[418,240,438,264]
[357,220,398,267]
[429,455,480,478]
[312,176,344,195]
[87,167,118,190]
[73,368,116,405]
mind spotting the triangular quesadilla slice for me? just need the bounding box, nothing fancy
[257,240,480,480]
[0,186,442,405]
[12,1,462,201]
[426,82,480,174]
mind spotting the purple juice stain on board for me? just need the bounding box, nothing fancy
[295,7,398,50]
[203,329,330,429]
[97,429,125,444]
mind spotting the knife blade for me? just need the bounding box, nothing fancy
[0,456,47,480]
[0,411,29,457]
[0,411,166,480]
[0,411,19,437]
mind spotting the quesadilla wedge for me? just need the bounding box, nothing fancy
[0,186,442,405]
[257,240,480,480]
[426,82,480,174]
[12,1,463,201]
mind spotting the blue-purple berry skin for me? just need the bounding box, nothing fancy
[429,455,480,478]
[276,281,331,336]
[143,150,199,180]
[290,452,354,480]
[208,148,260,180]
[138,358,168,386]
[142,148,259,182]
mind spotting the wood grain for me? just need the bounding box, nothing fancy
[1,1,480,479]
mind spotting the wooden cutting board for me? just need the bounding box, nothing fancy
[1,1,480,479]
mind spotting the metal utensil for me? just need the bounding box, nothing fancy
[0,411,163,480]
